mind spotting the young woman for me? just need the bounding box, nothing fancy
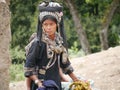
[24,1,80,90]
[25,33,68,90]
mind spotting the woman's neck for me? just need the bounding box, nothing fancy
[49,34,55,40]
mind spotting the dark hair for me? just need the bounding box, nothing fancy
[41,15,57,24]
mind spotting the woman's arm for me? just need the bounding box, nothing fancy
[29,75,43,87]
[59,67,69,82]
[24,41,43,87]
[26,78,31,90]
[68,72,79,82]
[59,53,79,82]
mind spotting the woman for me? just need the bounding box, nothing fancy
[24,1,79,90]
[25,32,68,90]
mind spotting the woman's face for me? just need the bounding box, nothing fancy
[42,19,57,36]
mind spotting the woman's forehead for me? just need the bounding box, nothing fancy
[42,19,57,24]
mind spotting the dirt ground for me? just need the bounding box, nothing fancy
[9,46,120,90]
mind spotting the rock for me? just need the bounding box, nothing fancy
[71,46,120,90]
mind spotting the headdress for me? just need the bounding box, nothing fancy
[37,1,68,49]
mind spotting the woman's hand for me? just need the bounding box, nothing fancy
[35,79,44,87]
[27,87,31,90]
[73,78,80,82]
[37,81,44,87]
[29,75,44,87]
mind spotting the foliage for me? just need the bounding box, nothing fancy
[64,18,79,48]
[108,12,120,47]
[68,41,85,58]
[10,0,120,64]
[9,64,25,82]
[73,0,120,52]
[68,49,85,59]
[10,46,25,64]
[108,25,120,47]
[10,0,41,49]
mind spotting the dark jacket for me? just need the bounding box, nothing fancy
[24,41,74,90]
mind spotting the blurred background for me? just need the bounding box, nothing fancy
[9,0,120,82]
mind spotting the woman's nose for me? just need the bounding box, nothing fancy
[46,25,51,29]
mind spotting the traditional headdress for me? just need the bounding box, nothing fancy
[37,1,68,49]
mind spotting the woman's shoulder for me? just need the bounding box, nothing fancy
[32,38,46,47]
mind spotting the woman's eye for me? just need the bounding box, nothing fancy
[50,23,53,26]
[43,23,48,26]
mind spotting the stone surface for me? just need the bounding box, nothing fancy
[0,0,11,90]
[71,46,120,90]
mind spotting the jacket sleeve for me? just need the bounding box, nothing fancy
[59,53,74,74]
[24,40,40,77]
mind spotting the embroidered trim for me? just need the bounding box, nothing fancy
[63,65,74,74]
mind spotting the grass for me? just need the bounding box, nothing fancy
[68,49,85,59]
[9,63,25,82]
